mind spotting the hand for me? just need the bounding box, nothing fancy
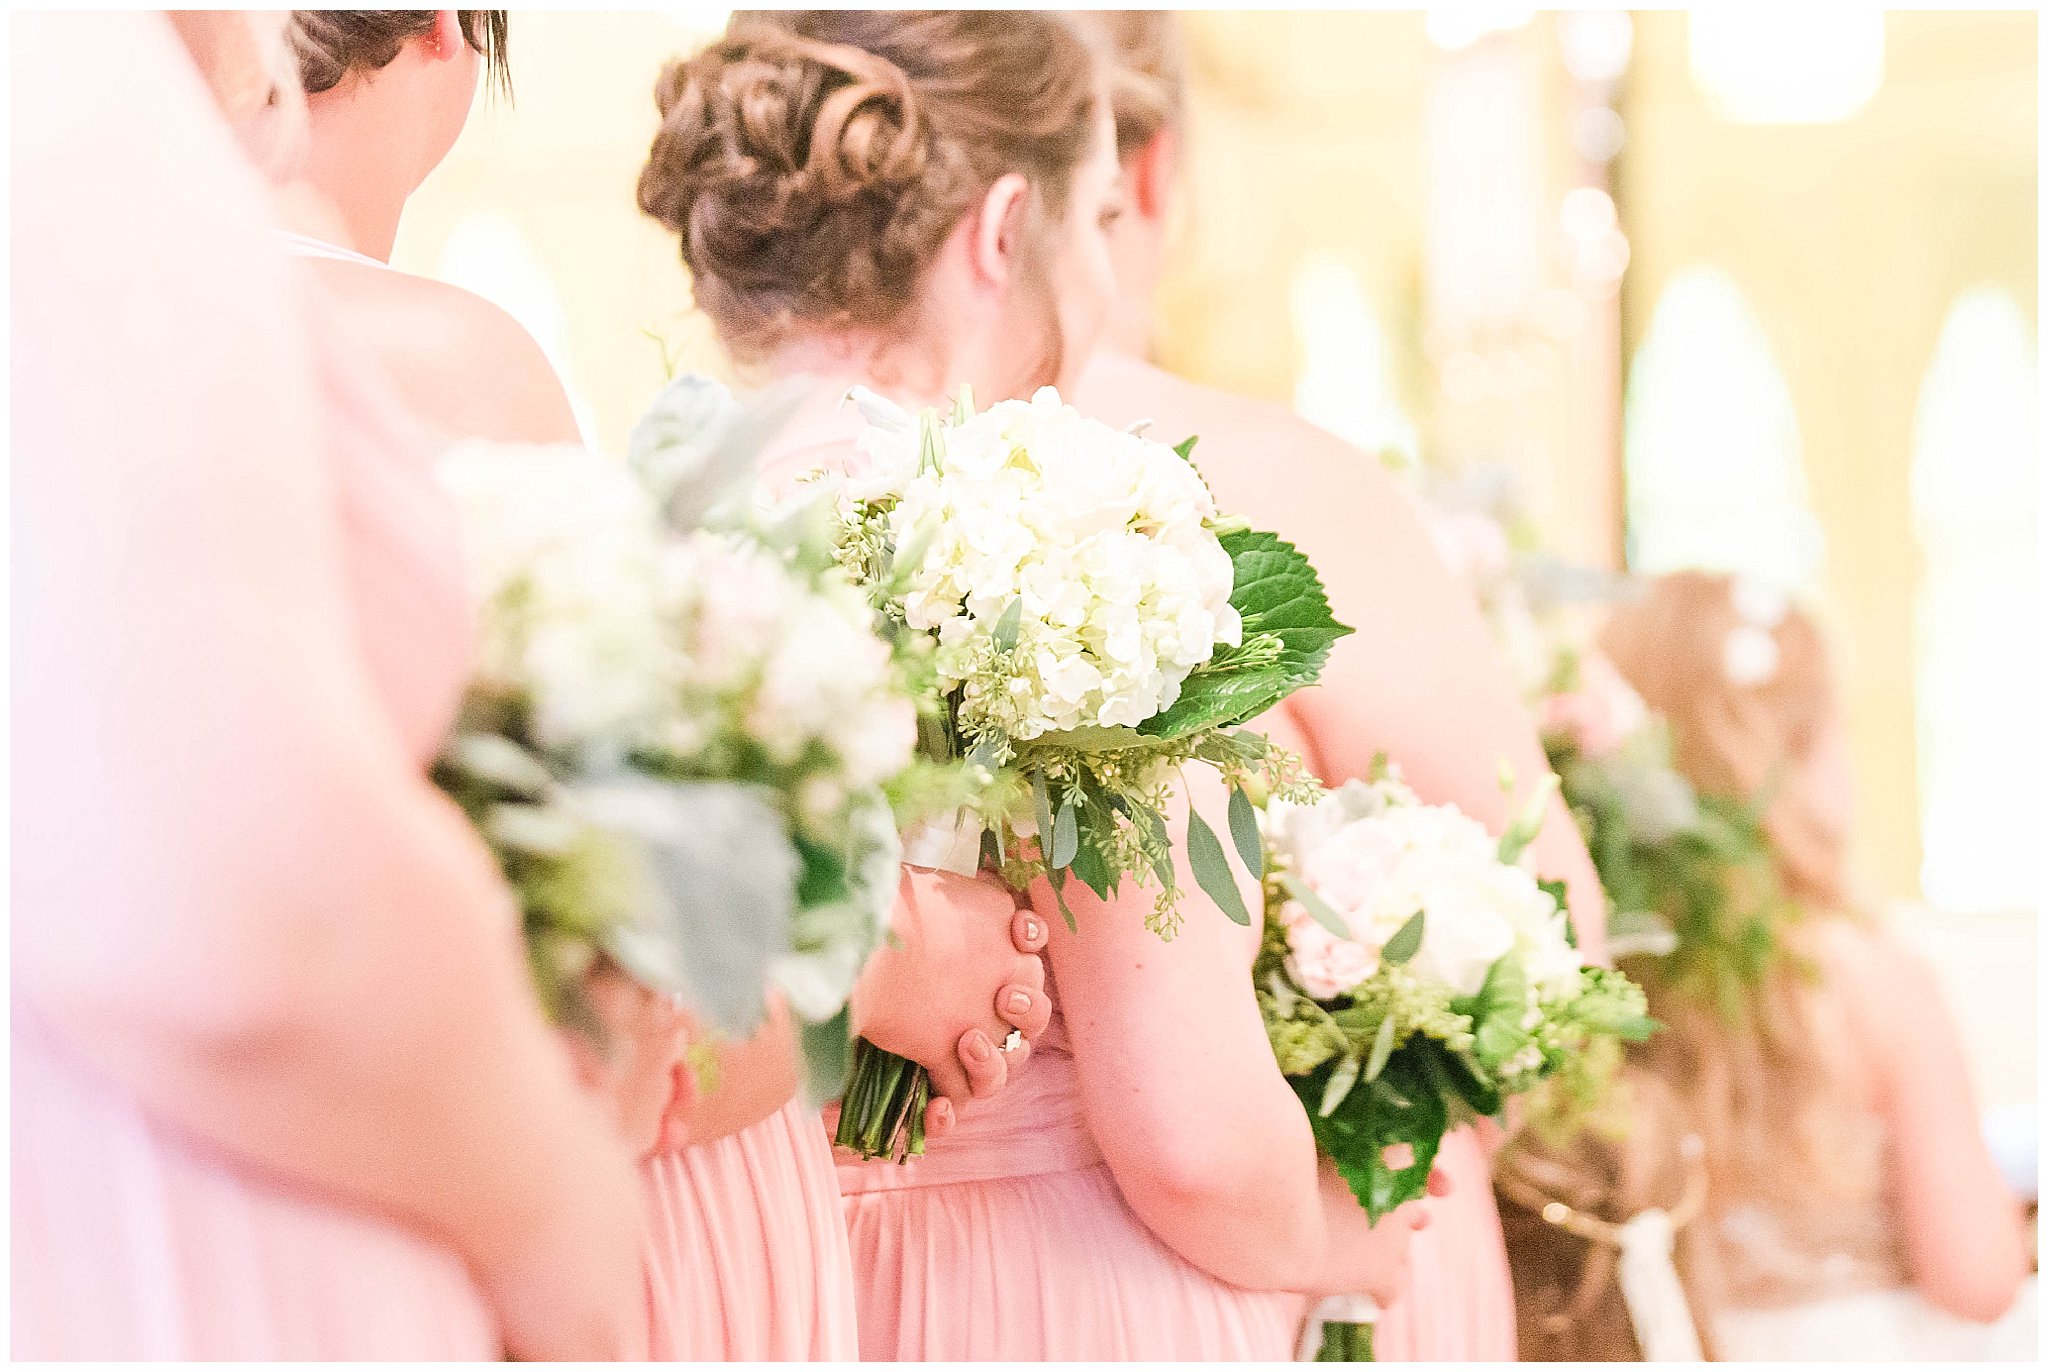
[1323,1160,1451,1307]
[476,1152,650,1361]
[560,962,693,1160]
[851,867,1053,1117]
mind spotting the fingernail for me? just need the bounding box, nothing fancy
[1005,989,1033,1017]
[1022,917,1043,943]
[930,1099,954,1131]
[965,1032,993,1063]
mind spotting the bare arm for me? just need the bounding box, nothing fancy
[12,15,640,1355]
[1043,760,1428,1298]
[1842,929,2027,1321]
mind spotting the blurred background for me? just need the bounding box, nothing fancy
[394,8,2038,1112]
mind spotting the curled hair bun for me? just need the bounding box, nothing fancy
[638,10,1099,361]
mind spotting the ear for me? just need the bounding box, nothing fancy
[967,172,1033,289]
[1128,128,1180,221]
[424,9,466,62]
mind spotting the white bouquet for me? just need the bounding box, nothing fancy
[432,392,931,1094]
[816,385,1350,1159]
[1257,765,1651,1222]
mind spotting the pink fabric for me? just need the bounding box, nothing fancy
[641,1099,858,1360]
[837,1015,1308,1360]
[10,311,496,1360]
[1370,1126,1518,1361]
[10,16,495,1349]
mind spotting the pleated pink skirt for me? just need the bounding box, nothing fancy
[838,1040,1306,1361]
[9,1006,496,1360]
[1371,1126,1518,1360]
[640,1097,858,1360]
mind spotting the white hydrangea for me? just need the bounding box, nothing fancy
[1265,778,1581,1001]
[865,387,1240,741]
[438,441,683,756]
[663,532,917,793]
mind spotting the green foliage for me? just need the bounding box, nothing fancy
[1141,529,1352,740]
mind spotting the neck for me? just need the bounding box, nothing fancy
[770,327,1008,410]
[296,92,423,262]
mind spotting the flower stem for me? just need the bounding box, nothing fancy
[832,1037,932,1162]
[1316,1320,1375,1362]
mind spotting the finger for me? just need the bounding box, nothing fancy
[922,1096,956,1142]
[1426,1166,1454,1198]
[999,1034,1032,1075]
[995,982,1051,1041]
[1011,906,1049,953]
[1410,1206,1433,1232]
[924,1054,974,1110]
[956,1027,1009,1100]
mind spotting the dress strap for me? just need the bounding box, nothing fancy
[277,231,390,270]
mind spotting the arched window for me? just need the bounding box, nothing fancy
[435,212,598,442]
[1911,287,2039,912]
[1288,252,1419,468]
[1622,266,1821,590]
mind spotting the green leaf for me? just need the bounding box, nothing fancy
[1381,909,1426,965]
[1319,1054,1362,1116]
[951,383,974,426]
[1187,806,1250,924]
[1173,434,1200,462]
[1227,786,1264,879]
[1295,1053,1447,1222]
[917,409,942,474]
[1050,797,1079,869]
[1031,771,1056,857]
[1363,1010,1400,1082]
[992,598,1024,655]
[1140,529,1351,739]
[797,1006,853,1107]
[1281,872,1350,939]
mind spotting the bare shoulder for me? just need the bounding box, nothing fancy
[307,261,581,447]
[1073,353,1414,527]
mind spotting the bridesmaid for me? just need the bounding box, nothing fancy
[1069,12,1613,1359]
[283,10,1056,1358]
[10,11,644,1359]
[639,11,1437,1359]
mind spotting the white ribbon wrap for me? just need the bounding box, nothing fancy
[1617,1208,1705,1362]
[899,807,985,877]
[1296,1293,1381,1360]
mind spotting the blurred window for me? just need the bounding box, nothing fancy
[1622,265,1821,590]
[1289,252,1419,467]
[1911,287,2039,912]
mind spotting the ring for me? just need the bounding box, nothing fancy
[999,1028,1023,1055]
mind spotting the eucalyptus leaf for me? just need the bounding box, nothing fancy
[1051,797,1079,869]
[1381,909,1426,965]
[1187,806,1250,925]
[1031,771,1055,853]
[1319,1054,1362,1117]
[1173,435,1200,462]
[1227,786,1264,879]
[1363,1010,1400,1082]
[992,598,1024,655]
[1281,872,1351,939]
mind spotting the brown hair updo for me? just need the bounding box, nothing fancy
[637,10,1100,363]
[290,10,511,97]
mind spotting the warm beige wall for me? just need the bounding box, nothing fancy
[1618,11,2038,903]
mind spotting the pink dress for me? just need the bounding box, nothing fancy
[10,243,497,1357]
[640,1101,860,1359]
[838,1009,1308,1360]
[1370,1126,1518,1360]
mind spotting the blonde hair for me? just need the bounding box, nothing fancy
[1075,10,1186,159]
[1595,571,1880,1303]
[1598,569,1849,910]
